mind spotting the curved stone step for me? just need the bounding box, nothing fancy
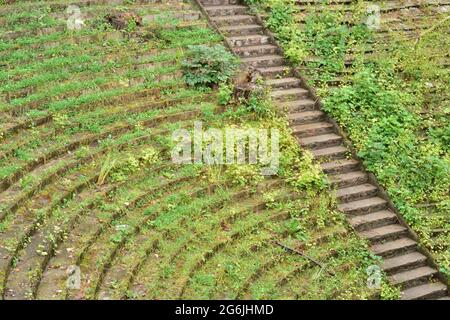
[143,11,201,24]
[349,210,397,231]
[382,252,428,275]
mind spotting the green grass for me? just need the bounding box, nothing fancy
[0,0,390,300]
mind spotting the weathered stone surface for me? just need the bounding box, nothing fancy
[371,238,417,258]
[401,283,448,300]
[390,266,437,289]
[293,121,334,137]
[336,183,378,203]
[359,224,407,243]
[382,252,428,274]
[105,12,142,30]
[232,67,263,102]
[349,210,397,231]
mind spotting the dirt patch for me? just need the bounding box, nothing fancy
[232,66,262,102]
[105,12,142,30]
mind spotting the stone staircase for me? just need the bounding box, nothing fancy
[195,0,449,300]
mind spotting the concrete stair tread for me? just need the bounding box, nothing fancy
[298,133,341,144]
[292,121,334,133]
[270,87,308,98]
[359,223,407,241]
[288,110,324,119]
[234,44,279,57]
[401,282,448,300]
[205,5,247,10]
[258,65,291,74]
[438,296,450,300]
[371,237,417,256]
[321,159,359,170]
[266,77,300,86]
[265,77,300,89]
[382,252,428,273]
[202,0,238,3]
[212,14,254,21]
[228,34,269,41]
[234,44,278,51]
[205,5,248,16]
[338,196,386,212]
[336,183,377,197]
[349,210,396,228]
[390,266,437,286]
[330,171,367,184]
[311,145,348,158]
[219,24,262,31]
[242,54,284,63]
[279,99,316,110]
[228,34,271,47]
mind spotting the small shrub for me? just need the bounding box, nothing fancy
[182,45,238,87]
[285,151,328,192]
[380,282,401,300]
[140,147,159,165]
[224,164,263,187]
[266,0,295,33]
[244,91,272,118]
[218,82,234,105]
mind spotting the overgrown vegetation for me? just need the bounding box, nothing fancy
[182,44,239,87]
[0,0,388,300]
[247,0,449,278]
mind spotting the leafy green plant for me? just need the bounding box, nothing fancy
[97,153,117,185]
[0,0,404,299]
[244,91,273,118]
[285,151,328,193]
[380,282,401,300]
[265,0,295,32]
[224,164,263,187]
[218,82,233,105]
[182,45,238,87]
